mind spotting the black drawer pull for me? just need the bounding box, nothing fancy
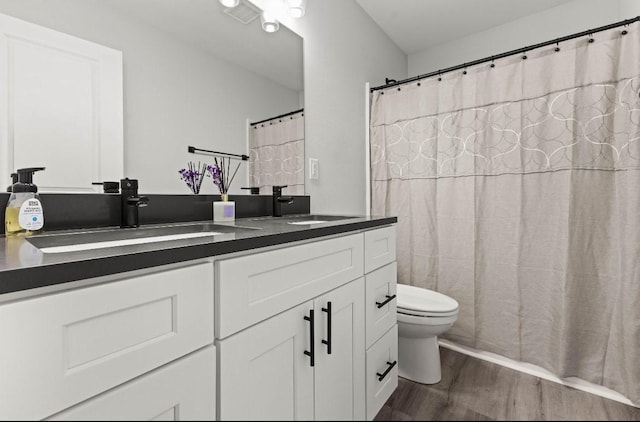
[321,301,332,355]
[376,360,397,382]
[303,309,315,367]
[376,294,396,309]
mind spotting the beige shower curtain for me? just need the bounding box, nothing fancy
[249,110,304,195]
[370,23,640,403]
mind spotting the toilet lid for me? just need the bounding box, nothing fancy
[397,284,459,314]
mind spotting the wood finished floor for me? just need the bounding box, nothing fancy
[374,348,640,421]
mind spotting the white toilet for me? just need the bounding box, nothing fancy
[396,284,459,384]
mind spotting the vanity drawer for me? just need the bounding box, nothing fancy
[0,262,214,421]
[366,325,398,421]
[364,226,396,273]
[365,262,397,349]
[48,345,216,421]
[215,233,364,338]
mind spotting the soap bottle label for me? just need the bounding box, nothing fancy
[18,198,44,231]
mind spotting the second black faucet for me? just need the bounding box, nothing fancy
[121,178,149,228]
[272,185,293,217]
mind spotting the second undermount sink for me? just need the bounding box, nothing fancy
[283,215,358,225]
[27,222,261,254]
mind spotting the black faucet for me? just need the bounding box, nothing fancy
[120,178,149,228]
[272,185,293,217]
[241,187,260,195]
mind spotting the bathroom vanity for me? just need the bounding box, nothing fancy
[0,215,397,421]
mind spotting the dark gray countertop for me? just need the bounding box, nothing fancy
[0,214,397,296]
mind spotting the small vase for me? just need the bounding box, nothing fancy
[213,193,235,222]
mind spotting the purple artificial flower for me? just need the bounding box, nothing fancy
[179,162,207,194]
[206,163,225,194]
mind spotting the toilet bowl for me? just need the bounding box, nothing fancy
[397,284,459,384]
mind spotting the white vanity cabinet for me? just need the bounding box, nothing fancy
[217,279,365,421]
[215,233,366,420]
[216,225,397,421]
[363,226,399,420]
[0,223,396,421]
[0,261,216,421]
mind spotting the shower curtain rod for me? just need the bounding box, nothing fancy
[250,108,304,127]
[370,16,640,92]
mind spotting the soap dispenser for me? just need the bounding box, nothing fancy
[6,173,17,193]
[5,167,46,237]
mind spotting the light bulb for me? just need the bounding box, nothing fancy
[287,0,306,18]
[219,0,240,8]
[261,11,280,32]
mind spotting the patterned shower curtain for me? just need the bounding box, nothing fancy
[249,110,304,195]
[370,23,640,403]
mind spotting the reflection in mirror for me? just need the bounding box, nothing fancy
[249,109,304,196]
[0,0,304,195]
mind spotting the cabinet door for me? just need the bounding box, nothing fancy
[314,278,366,421]
[217,301,314,421]
[366,325,398,420]
[364,226,396,273]
[365,262,397,349]
[48,346,216,421]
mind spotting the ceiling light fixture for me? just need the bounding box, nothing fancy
[287,0,306,18]
[258,0,306,33]
[261,10,280,33]
[219,0,240,7]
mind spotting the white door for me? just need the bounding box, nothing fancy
[314,278,366,421]
[0,12,123,192]
[217,301,314,421]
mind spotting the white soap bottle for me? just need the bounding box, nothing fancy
[5,167,46,237]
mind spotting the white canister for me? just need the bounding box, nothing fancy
[213,194,235,222]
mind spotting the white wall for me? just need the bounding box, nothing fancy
[621,0,640,18]
[409,0,640,76]
[253,0,407,215]
[301,1,407,215]
[0,0,300,194]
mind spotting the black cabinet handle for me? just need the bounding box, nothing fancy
[303,309,315,367]
[376,294,397,309]
[321,301,332,355]
[376,360,397,382]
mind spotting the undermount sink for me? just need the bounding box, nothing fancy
[283,215,358,225]
[27,222,261,254]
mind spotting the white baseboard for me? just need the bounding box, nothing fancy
[438,339,639,409]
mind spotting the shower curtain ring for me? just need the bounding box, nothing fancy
[588,33,595,43]
[555,42,560,52]
[437,71,442,82]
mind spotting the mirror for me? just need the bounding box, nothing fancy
[248,108,305,196]
[0,0,304,195]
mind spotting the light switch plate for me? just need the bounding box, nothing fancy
[309,158,319,180]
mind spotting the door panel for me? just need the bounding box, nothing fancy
[314,278,366,421]
[217,301,314,421]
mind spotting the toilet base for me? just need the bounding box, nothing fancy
[398,335,442,384]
